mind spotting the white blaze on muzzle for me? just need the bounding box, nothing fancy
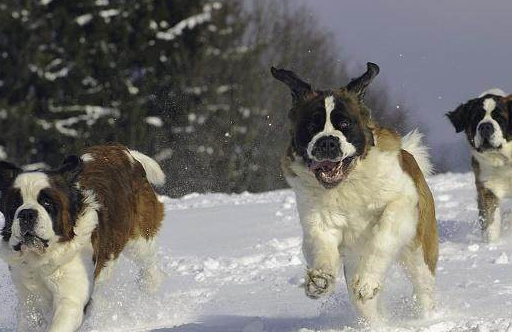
[474,98,505,149]
[10,172,56,246]
[307,95,357,161]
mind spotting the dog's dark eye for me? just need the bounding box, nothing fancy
[38,192,55,212]
[339,120,350,129]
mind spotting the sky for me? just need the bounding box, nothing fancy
[304,0,512,169]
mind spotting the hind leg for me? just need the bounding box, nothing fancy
[401,246,435,318]
[124,237,164,294]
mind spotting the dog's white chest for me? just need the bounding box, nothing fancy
[481,166,512,199]
[291,148,416,248]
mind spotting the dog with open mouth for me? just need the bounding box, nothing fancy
[272,63,438,323]
[0,144,166,332]
[447,89,512,242]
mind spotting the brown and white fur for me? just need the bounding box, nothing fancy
[0,144,165,332]
[272,63,438,324]
[447,89,512,242]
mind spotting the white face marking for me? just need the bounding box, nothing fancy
[483,98,496,113]
[10,172,56,247]
[81,153,94,162]
[306,96,357,161]
[474,98,505,149]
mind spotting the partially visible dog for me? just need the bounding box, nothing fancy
[0,144,166,332]
[447,89,512,242]
[271,63,438,323]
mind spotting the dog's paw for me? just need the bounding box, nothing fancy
[352,274,381,302]
[138,267,164,294]
[305,268,335,299]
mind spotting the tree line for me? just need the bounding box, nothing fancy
[0,0,410,196]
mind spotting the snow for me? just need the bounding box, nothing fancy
[46,105,120,137]
[2,172,512,331]
[155,3,221,41]
[99,9,120,20]
[76,14,93,26]
[146,116,163,127]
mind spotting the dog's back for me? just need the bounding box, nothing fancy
[79,144,164,278]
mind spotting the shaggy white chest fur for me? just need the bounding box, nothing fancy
[289,147,419,249]
[473,145,512,199]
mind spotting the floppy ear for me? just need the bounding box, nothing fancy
[0,161,21,192]
[346,62,380,101]
[57,155,83,183]
[446,102,472,133]
[270,66,313,105]
[506,98,512,131]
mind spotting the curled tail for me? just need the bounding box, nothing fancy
[401,129,433,176]
[129,150,166,186]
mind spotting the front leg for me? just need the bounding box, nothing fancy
[476,179,500,243]
[44,253,94,332]
[12,278,49,331]
[301,213,342,299]
[473,157,501,242]
[352,196,417,304]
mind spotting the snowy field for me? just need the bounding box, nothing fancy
[2,172,512,331]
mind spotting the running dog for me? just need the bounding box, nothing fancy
[271,63,438,323]
[0,144,165,332]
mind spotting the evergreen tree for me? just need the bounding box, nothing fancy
[0,0,412,196]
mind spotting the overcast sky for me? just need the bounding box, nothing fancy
[305,0,512,156]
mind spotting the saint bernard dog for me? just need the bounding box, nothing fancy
[447,89,512,242]
[0,144,166,332]
[271,63,438,323]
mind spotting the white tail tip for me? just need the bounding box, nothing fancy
[401,129,433,176]
[129,150,166,186]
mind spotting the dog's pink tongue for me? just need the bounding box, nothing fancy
[309,160,338,171]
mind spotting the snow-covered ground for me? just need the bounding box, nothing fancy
[2,172,512,332]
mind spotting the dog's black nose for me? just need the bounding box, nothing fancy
[18,209,38,235]
[479,122,494,139]
[312,136,341,160]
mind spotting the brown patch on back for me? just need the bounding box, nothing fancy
[79,143,164,278]
[374,128,401,152]
[399,150,438,274]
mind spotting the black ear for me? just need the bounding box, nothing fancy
[58,155,83,183]
[346,62,380,101]
[0,161,21,191]
[506,99,512,130]
[270,66,313,105]
[446,102,472,133]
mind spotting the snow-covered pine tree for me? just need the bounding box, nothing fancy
[0,0,411,195]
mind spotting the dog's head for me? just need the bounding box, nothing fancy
[271,63,378,188]
[0,156,83,255]
[447,89,512,153]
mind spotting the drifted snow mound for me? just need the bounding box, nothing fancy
[1,173,512,331]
